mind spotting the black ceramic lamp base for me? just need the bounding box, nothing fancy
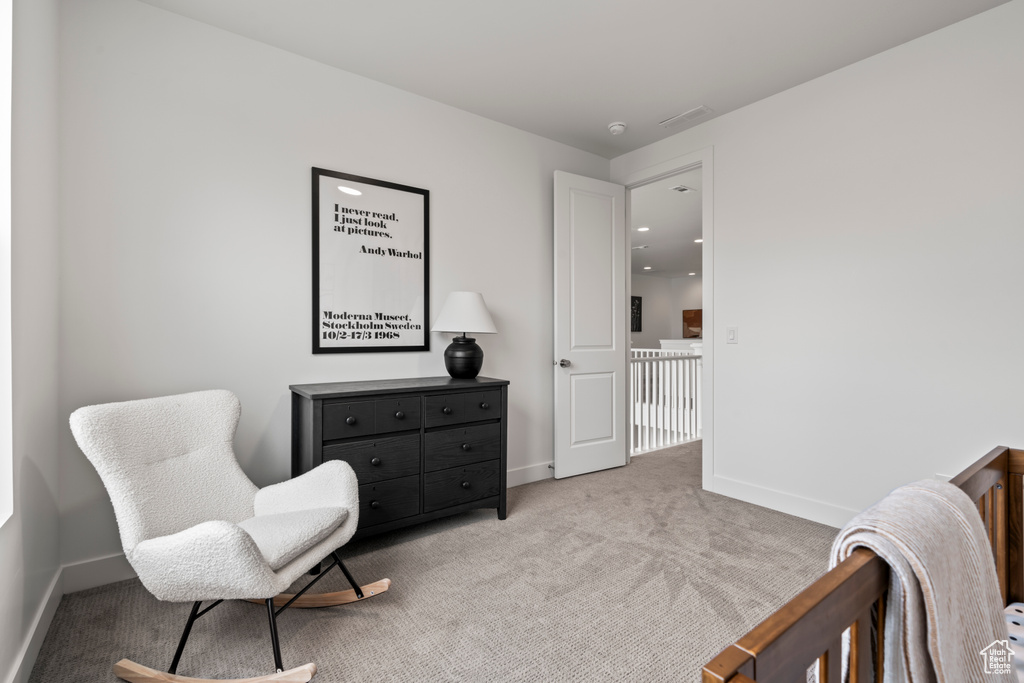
[444,336,484,379]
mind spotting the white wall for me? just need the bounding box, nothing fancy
[629,275,672,348]
[612,0,1024,526]
[669,276,702,340]
[1,0,62,680]
[58,0,608,576]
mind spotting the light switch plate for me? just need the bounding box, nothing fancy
[726,326,738,344]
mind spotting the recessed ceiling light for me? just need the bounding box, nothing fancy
[637,227,650,232]
[338,186,362,196]
[631,245,649,250]
[689,272,696,276]
[694,238,703,243]
[643,266,652,270]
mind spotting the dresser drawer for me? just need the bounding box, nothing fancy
[358,475,420,527]
[461,389,501,423]
[424,423,501,472]
[423,393,465,428]
[323,434,419,484]
[323,401,375,440]
[374,398,421,434]
[423,460,500,513]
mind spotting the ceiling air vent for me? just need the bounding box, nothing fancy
[658,105,713,129]
[669,185,695,193]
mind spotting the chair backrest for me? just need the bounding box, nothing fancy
[69,389,259,553]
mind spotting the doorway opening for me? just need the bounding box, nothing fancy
[627,166,705,456]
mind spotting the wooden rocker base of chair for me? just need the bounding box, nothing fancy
[113,659,317,683]
[250,578,392,609]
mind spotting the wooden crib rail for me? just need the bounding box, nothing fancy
[949,445,1023,604]
[702,548,888,683]
[703,445,1022,683]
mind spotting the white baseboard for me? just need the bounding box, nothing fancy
[711,475,858,529]
[54,467,555,597]
[507,461,553,488]
[61,552,136,594]
[4,568,62,683]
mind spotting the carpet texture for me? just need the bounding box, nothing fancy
[30,442,836,682]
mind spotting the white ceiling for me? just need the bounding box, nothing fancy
[631,167,702,279]
[136,0,1007,158]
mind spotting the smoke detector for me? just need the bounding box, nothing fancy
[608,122,627,135]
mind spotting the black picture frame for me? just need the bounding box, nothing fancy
[631,296,642,332]
[312,167,430,353]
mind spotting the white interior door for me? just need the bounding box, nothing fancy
[553,171,627,478]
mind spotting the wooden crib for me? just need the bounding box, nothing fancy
[702,445,1024,683]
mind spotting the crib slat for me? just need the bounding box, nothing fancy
[875,594,886,682]
[994,475,1007,602]
[988,488,996,547]
[1011,473,1024,604]
[850,608,872,683]
[818,636,841,683]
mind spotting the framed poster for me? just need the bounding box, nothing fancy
[312,168,429,353]
[631,296,642,332]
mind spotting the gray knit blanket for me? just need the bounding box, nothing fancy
[830,478,1014,683]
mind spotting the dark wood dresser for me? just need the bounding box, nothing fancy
[291,376,509,540]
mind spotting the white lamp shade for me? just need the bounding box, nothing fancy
[431,291,497,334]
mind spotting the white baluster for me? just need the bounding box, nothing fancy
[696,358,702,438]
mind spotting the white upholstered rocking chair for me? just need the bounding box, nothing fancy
[69,389,390,683]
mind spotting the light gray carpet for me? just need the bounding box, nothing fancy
[30,442,836,682]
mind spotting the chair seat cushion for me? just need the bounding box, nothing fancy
[237,507,349,571]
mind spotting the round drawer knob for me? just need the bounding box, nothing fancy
[370,500,380,509]
[371,457,381,466]
[345,416,357,425]
[480,402,489,410]
[395,410,405,419]
[461,481,471,489]
[461,443,471,451]
[442,407,452,415]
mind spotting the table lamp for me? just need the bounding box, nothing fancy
[431,291,497,379]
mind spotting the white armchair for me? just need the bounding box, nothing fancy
[70,389,390,683]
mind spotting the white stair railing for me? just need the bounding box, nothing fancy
[630,348,694,359]
[629,352,702,455]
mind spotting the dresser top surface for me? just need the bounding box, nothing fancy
[290,376,509,399]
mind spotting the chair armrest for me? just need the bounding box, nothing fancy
[254,460,359,518]
[129,520,280,601]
